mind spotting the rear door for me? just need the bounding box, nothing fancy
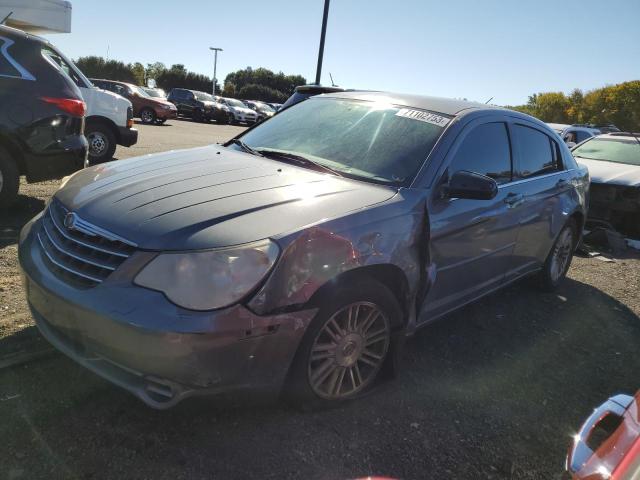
[507,122,572,278]
[420,118,524,322]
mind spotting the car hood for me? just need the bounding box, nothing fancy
[576,157,640,186]
[55,146,397,250]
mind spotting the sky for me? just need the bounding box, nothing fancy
[42,0,640,106]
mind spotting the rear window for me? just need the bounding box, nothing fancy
[572,137,640,166]
[0,36,33,79]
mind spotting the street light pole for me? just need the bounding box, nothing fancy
[209,47,223,95]
[314,0,330,85]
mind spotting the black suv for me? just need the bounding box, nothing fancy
[167,88,231,123]
[0,26,87,207]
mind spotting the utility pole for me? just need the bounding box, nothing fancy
[314,0,330,85]
[209,47,223,95]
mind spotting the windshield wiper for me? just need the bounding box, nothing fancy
[256,149,343,177]
[230,139,264,157]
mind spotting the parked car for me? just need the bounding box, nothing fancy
[19,91,588,409]
[281,84,348,109]
[142,87,166,99]
[566,391,640,479]
[547,123,601,147]
[167,88,231,123]
[267,102,282,111]
[0,25,87,207]
[91,79,177,125]
[572,132,640,239]
[216,97,259,124]
[0,28,136,165]
[243,100,276,120]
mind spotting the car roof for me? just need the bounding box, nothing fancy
[321,90,505,116]
[599,132,640,139]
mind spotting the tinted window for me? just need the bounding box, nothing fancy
[450,122,512,184]
[0,37,22,78]
[514,125,558,177]
[575,131,591,143]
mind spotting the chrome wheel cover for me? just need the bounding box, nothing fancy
[550,227,573,282]
[87,132,107,156]
[308,301,390,400]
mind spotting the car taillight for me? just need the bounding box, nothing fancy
[41,97,86,117]
[127,118,133,128]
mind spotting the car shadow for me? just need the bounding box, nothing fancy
[2,276,640,478]
[0,194,45,248]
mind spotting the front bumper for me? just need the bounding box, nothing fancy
[18,215,316,409]
[116,126,138,147]
[157,108,177,120]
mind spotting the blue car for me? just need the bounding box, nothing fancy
[19,91,589,408]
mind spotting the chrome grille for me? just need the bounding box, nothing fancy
[37,199,136,288]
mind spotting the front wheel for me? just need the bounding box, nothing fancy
[85,123,117,164]
[140,108,156,124]
[286,279,400,406]
[537,219,577,291]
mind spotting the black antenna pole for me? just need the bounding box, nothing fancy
[484,96,494,104]
[314,0,330,85]
[329,72,336,87]
[1,11,13,25]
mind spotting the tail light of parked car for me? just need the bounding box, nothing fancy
[40,97,86,117]
[127,106,133,128]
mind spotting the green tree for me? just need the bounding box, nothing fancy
[131,62,145,86]
[223,67,306,100]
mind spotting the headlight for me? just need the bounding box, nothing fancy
[134,240,279,310]
[162,104,171,110]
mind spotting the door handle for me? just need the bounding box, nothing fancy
[557,178,569,188]
[504,193,525,208]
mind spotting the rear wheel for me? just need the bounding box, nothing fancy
[140,108,156,124]
[85,123,117,164]
[0,151,19,208]
[537,219,577,291]
[155,118,167,125]
[286,279,400,407]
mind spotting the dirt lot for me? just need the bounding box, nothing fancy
[1,119,640,480]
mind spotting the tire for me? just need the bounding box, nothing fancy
[537,219,577,291]
[85,123,117,164]
[155,118,167,125]
[140,108,156,124]
[286,278,402,408]
[0,151,19,209]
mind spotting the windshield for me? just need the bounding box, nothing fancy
[194,91,214,101]
[144,88,165,98]
[131,85,150,97]
[257,103,275,113]
[236,97,449,185]
[573,137,640,166]
[226,98,247,108]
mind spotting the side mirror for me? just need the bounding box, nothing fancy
[443,170,498,200]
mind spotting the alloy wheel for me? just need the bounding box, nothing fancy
[550,228,573,282]
[141,110,154,123]
[308,301,390,400]
[87,132,107,156]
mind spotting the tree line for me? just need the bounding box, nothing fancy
[74,56,306,102]
[507,80,640,131]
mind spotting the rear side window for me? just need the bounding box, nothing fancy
[514,125,559,178]
[450,122,512,184]
[0,36,34,80]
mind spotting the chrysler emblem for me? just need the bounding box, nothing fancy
[64,212,78,230]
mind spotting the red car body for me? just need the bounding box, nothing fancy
[568,391,640,479]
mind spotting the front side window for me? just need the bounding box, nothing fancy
[449,122,512,184]
[514,124,558,178]
[572,137,640,166]
[236,98,449,185]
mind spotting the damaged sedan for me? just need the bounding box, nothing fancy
[572,133,640,240]
[19,92,588,408]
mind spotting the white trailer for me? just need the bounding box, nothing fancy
[1,0,72,34]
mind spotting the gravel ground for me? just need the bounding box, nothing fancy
[1,119,639,480]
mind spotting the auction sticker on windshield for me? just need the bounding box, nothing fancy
[395,108,450,127]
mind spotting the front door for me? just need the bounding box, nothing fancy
[419,120,523,322]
